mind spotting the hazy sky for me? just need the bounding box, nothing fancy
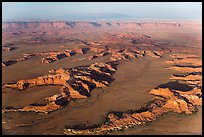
[2,2,202,21]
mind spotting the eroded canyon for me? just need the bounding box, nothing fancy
[2,21,202,135]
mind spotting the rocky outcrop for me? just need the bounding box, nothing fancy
[2,46,16,51]
[145,51,163,58]
[170,73,202,89]
[89,47,105,53]
[165,53,202,73]
[170,73,202,81]
[130,49,145,57]
[3,73,70,90]
[110,52,128,61]
[72,47,165,62]
[42,53,68,64]
[90,22,102,27]
[166,66,202,73]
[2,48,91,66]
[164,53,202,66]
[165,53,202,88]
[149,88,174,99]
[170,54,200,59]
[40,48,90,63]
[71,47,165,62]
[109,49,164,61]
[2,62,118,114]
[164,58,202,66]
[2,102,62,114]
[2,53,36,67]
[2,63,6,67]
[2,60,17,67]
[88,52,110,60]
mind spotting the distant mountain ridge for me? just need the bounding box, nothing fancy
[2,13,133,22]
[2,21,185,30]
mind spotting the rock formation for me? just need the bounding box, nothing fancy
[2,60,17,67]
[170,54,200,59]
[145,50,163,58]
[2,61,118,114]
[164,53,201,66]
[2,53,36,67]
[2,48,91,66]
[166,66,202,73]
[2,46,15,51]
[165,53,202,73]
[42,53,68,64]
[88,52,110,60]
[2,62,6,67]
[164,58,202,66]
[70,46,166,62]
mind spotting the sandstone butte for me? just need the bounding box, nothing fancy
[63,53,202,135]
[2,62,118,114]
